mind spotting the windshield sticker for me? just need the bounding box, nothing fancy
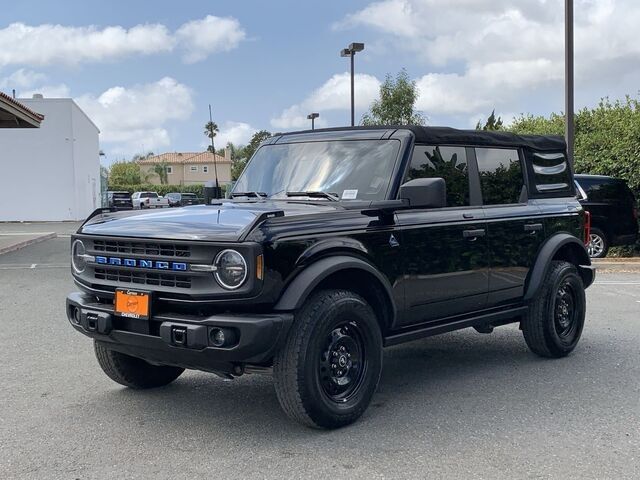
[342,189,358,200]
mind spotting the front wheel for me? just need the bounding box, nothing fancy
[94,341,184,389]
[274,289,383,429]
[522,261,586,358]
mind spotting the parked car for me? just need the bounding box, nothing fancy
[106,191,133,210]
[67,126,594,429]
[166,192,202,207]
[131,191,169,209]
[575,174,638,258]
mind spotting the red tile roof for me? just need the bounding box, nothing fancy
[0,91,45,125]
[138,151,231,165]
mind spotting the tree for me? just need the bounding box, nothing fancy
[361,69,425,126]
[131,151,154,162]
[204,121,219,154]
[109,161,143,185]
[231,130,272,180]
[152,161,170,185]
[476,110,504,131]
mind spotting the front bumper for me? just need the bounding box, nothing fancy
[66,292,293,375]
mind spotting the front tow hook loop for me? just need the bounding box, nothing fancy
[171,327,187,347]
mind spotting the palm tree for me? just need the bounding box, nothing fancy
[204,121,219,140]
[152,161,169,185]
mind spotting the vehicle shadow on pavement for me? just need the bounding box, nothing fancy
[74,324,600,442]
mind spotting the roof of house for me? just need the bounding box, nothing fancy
[138,151,231,165]
[0,91,45,128]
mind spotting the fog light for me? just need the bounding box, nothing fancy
[71,306,81,324]
[210,328,225,347]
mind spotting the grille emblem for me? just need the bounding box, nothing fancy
[94,256,188,271]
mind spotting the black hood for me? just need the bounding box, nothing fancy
[79,202,338,242]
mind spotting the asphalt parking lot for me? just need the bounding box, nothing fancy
[1,238,639,479]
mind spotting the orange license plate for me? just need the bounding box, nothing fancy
[114,289,150,319]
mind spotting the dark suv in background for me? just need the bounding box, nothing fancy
[106,191,133,210]
[575,174,638,258]
[166,192,201,207]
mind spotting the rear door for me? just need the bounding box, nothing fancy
[475,147,545,306]
[395,145,489,326]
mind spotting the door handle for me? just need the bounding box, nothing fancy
[463,229,486,239]
[524,223,543,233]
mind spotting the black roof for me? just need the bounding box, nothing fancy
[280,126,566,152]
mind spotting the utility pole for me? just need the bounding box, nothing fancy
[565,0,575,165]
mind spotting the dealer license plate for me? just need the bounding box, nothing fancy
[114,289,150,320]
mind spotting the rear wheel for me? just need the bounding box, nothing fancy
[522,261,586,358]
[94,341,184,389]
[587,228,608,258]
[273,290,383,429]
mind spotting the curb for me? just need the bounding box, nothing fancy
[0,232,57,255]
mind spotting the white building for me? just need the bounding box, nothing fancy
[0,95,100,221]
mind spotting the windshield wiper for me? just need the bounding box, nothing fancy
[286,191,340,202]
[231,191,267,199]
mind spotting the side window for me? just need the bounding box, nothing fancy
[476,148,524,205]
[531,152,571,193]
[406,145,469,207]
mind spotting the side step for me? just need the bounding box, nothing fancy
[383,306,528,347]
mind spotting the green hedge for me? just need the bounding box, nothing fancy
[107,184,227,197]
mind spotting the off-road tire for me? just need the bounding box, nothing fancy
[273,289,383,429]
[94,341,184,389]
[522,261,586,358]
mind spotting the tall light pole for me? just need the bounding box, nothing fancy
[565,0,574,165]
[307,112,319,130]
[340,42,365,126]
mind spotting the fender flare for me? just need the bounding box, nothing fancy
[524,233,593,301]
[274,255,397,318]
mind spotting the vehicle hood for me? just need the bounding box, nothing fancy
[79,201,339,242]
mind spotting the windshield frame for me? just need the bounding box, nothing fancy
[233,130,414,202]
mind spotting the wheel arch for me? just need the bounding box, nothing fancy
[524,233,594,301]
[274,255,397,333]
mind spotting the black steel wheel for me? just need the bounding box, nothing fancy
[274,289,383,429]
[522,261,586,358]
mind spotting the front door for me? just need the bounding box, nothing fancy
[396,145,489,326]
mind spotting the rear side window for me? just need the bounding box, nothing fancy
[476,148,523,205]
[579,178,635,204]
[531,152,571,193]
[407,146,469,207]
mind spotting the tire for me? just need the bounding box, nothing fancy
[587,228,608,258]
[522,261,586,358]
[273,289,383,429]
[94,341,184,389]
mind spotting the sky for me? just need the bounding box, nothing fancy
[1,0,639,165]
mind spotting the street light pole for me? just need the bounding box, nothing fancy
[565,0,575,165]
[341,43,364,127]
[307,113,319,130]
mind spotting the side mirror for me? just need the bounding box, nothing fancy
[399,178,447,209]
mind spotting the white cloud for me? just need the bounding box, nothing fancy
[20,84,71,99]
[215,121,255,147]
[0,16,246,67]
[271,72,381,129]
[176,15,246,63]
[0,68,47,89]
[338,0,640,117]
[76,77,194,155]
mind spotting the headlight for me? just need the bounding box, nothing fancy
[214,249,247,290]
[71,240,88,274]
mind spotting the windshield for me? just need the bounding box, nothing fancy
[233,140,401,201]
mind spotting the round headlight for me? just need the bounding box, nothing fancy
[71,239,87,274]
[214,249,247,290]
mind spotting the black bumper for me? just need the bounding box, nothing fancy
[66,292,293,375]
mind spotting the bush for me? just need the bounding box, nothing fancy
[107,184,227,198]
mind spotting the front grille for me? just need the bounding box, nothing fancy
[92,240,191,258]
[94,267,192,289]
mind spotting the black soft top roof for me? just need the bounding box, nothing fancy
[280,126,566,152]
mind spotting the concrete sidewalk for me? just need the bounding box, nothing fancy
[592,258,640,273]
[0,232,57,255]
[0,221,81,236]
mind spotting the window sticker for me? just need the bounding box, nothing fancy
[342,189,358,200]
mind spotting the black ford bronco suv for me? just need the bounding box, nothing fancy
[67,127,595,429]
